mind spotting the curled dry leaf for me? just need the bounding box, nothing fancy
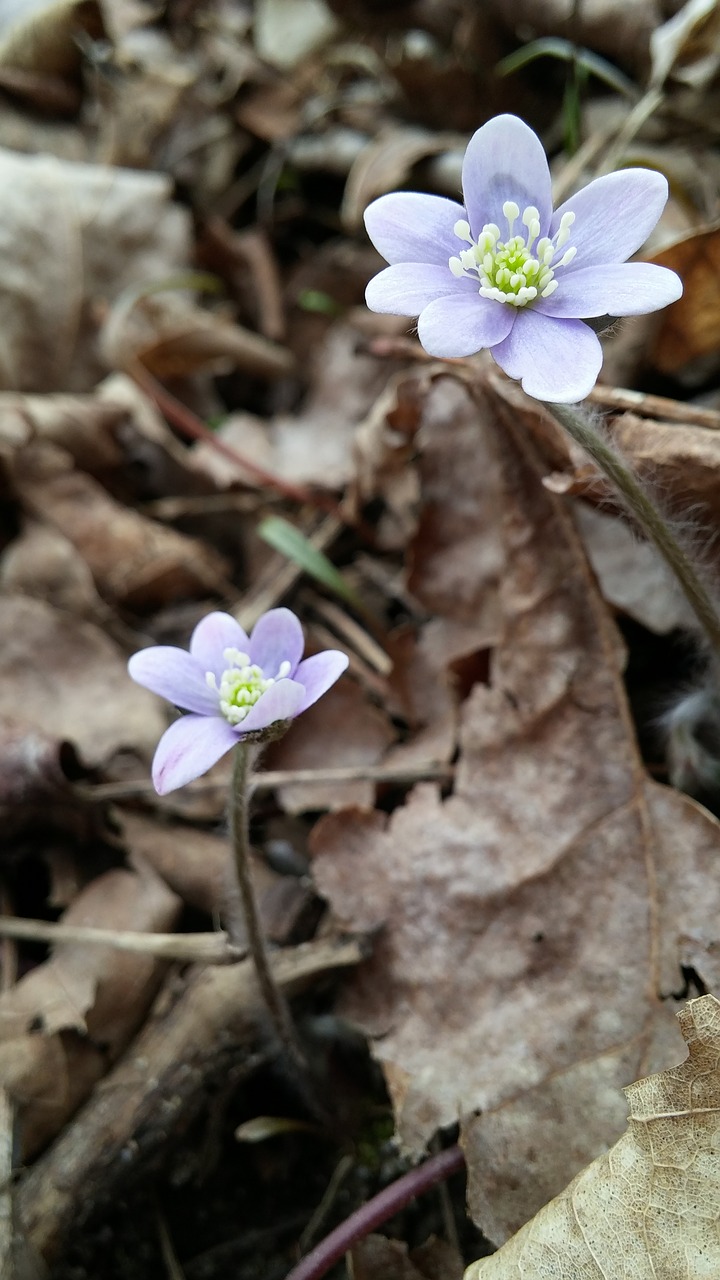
[0,0,103,76]
[0,714,98,840]
[311,375,720,1240]
[10,443,231,608]
[0,521,110,622]
[650,224,720,375]
[342,126,460,231]
[466,994,720,1279]
[0,148,190,392]
[0,595,165,766]
[100,292,295,382]
[650,0,720,88]
[0,865,180,1158]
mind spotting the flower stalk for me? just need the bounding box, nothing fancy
[544,401,720,657]
[228,742,309,1075]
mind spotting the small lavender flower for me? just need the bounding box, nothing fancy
[128,609,348,794]
[364,114,683,403]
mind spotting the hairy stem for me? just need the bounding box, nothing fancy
[228,743,308,1074]
[545,401,720,658]
[284,1145,466,1280]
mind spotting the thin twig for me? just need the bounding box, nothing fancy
[79,760,455,802]
[0,918,238,963]
[284,1145,466,1280]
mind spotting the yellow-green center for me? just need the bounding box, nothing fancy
[448,201,576,308]
[206,648,291,726]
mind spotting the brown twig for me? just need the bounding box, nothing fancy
[0,918,238,963]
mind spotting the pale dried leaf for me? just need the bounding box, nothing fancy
[465,995,720,1279]
[0,148,189,392]
[0,0,101,75]
[574,502,691,633]
[650,0,720,89]
[254,0,338,70]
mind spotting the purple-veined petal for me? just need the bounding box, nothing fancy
[417,293,515,358]
[152,714,239,794]
[128,647,218,715]
[364,192,466,265]
[462,115,553,241]
[294,651,349,713]
[366,263,476,316]
[551,168,669,268]
[190,611,250,679]
[249,608,304,677]
[491,310,603,403]
[238,679,305,733]
[535,262,683,319]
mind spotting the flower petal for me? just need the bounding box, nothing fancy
[238,679,305,733]
[462,115,553,240]
[249,608,305,677]
[128,647,218,715]
[366,264,476,316]
[551,168,669,267]
[535,262,683,318]
[364,192,466,265]
[491,310,603,403]
[190,611,250,678]
[152,714,238,794]
[294,651,349,713]
[417,293,515,358]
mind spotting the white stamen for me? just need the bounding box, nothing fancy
[454,219,472,242]
[503,200,519,233]
[449,256,464,277]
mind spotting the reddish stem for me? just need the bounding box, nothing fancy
[127,358,337,512]
[284,1144,465,1280]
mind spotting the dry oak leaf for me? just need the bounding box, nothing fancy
[465,994,720,1279]
[311,378,720,1241]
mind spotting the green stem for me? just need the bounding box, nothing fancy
[228,743,308,1074]
[545,400,720,658]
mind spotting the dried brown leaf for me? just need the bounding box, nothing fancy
[101,293,295,382]
[466,994,720,1278]
[311,379,720,1240]
[11,443,230,608]
[0,595,164,765]
[265,675,395,812]
[0,864,180,1156]
[342,127,459,231]
[650,224,720,374]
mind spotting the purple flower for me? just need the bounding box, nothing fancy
[128,609,349,794]
[364,114,683,403]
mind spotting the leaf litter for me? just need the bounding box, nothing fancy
[1,1,720,1277]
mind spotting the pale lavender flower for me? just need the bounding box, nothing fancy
[128,609,348,794]
[364,114,683,403]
